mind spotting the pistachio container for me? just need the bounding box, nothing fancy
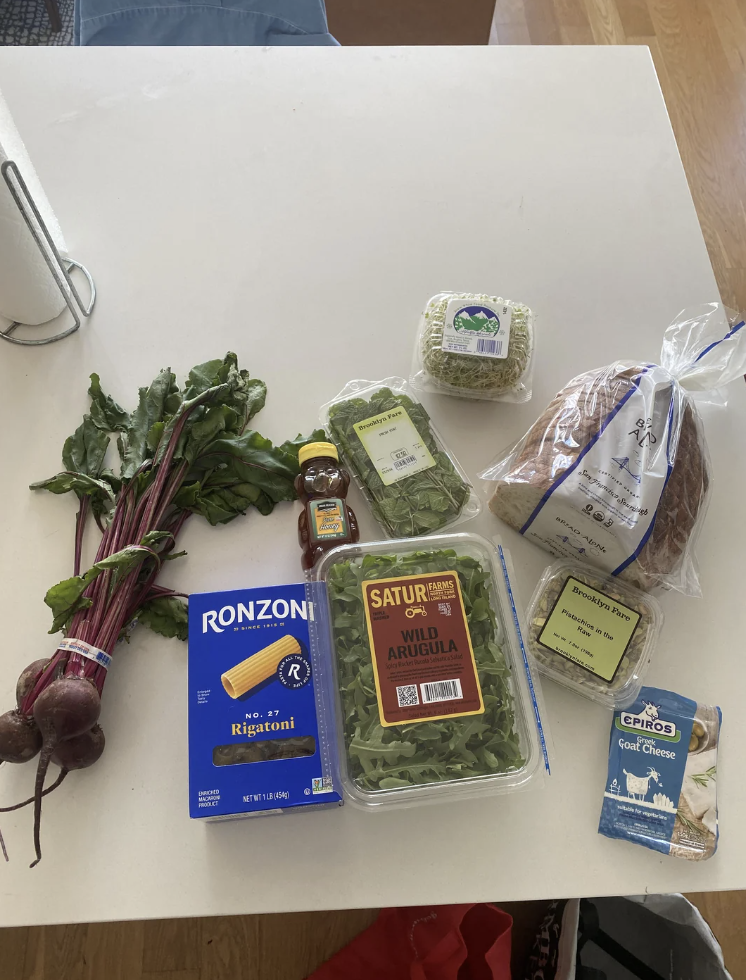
[525,559,663,709]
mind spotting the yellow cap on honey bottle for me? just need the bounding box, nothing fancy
[298,441,339,466]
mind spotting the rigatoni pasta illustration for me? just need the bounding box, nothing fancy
[221,635,301,699]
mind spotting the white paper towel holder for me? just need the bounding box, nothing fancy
[1,159,95,347]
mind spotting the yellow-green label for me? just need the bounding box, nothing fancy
[353,405,436,487]
[538,576,641,682]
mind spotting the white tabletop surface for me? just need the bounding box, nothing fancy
[0,47,742,929]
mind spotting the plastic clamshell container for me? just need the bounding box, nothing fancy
[409,292,535,403]
[525,559,663,709]
[320,377,480,539]
[313,532,551,809]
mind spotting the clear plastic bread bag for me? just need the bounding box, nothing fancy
[479,304,746,596]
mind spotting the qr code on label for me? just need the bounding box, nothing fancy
[396,684,419,707]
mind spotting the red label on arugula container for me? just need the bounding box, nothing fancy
[362,571,484,727]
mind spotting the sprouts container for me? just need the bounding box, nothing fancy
[320,377,480,538]
[410,292,535,403]
[525,559,663,709]
[314,532,551,808]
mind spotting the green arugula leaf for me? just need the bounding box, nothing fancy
[88,373,130,432]
[327,548,523,793]
[136,596,188,641]
[326,388,471,537]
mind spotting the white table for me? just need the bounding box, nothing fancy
[0,47,742,929]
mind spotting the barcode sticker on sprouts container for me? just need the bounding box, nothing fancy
[441,298,512,360]
[353,405,436,486]
[362,571,484,726]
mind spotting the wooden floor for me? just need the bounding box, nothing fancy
[3,1,746,977]
[490,0,746,312]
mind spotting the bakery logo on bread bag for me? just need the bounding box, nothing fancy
[617,700,679,741]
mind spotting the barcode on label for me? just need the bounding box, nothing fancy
[393,455,417,469]
[476,338,502,355]
[421,678,462,704]
[396,684,419,707]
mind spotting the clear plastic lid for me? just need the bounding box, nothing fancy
[525,559,663,709]
[410,292,535,403]
[313,532,551,808]
[320,377,480,538]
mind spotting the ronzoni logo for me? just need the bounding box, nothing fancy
[619,700,677,739]
[203,599,312,633]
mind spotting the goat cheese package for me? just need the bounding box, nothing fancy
[188,582,342,820]
[599,686,721,860]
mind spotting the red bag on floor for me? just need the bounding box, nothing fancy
[308,904,512,980]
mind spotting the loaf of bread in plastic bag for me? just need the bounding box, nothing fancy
[481,304,746,596]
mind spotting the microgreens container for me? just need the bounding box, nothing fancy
[314,532,551,808]
[410,292,535,403]
[525,559,663,709]
[320,377,480,539]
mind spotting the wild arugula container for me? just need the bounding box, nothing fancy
[320,378,480,538]
[314,533,551,808]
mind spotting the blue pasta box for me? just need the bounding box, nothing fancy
[188,581,342,819]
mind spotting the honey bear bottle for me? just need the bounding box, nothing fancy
[296,442,359,572]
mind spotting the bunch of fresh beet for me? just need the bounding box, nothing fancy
[0,660,104,865]
[0,354,321,865]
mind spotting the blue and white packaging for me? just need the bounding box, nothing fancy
[188,582,342,819]
[599,686,721,860]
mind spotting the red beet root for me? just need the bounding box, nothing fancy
[30,678,101,867]
[32,677,101,743]
[52,725,105,771]
[0,710,42,764]
[15,659,51,710]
